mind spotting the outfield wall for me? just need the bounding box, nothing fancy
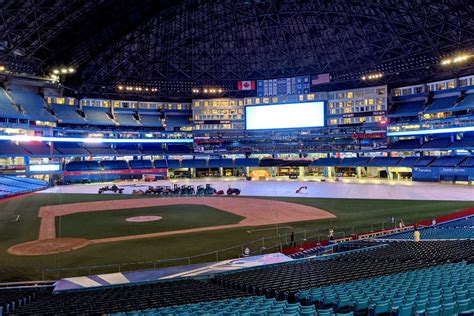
[412,167,474,182]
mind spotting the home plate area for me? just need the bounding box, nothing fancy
[125,216,163,223]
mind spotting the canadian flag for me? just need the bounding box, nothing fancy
[238,80,256,90]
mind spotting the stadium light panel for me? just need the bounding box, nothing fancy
[0,135,193,144]
[387,126,474,136]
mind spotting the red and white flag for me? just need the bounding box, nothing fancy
[238,80,256,90]
[311,73,331,85]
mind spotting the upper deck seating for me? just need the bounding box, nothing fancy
[53,104,86,124]
[424,96,458,113]
[8,89,55,121]
[114,112,140,126]
[388,139,420,150]
[138,113,162,127]
[388,100,424,117]
[82,107,114,125]
[55,142,89,155]
[0,88,26,119]
[452,93,474,111]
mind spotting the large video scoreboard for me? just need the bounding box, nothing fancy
[245,101,325,130]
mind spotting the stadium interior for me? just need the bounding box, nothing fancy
[0,1,474,315]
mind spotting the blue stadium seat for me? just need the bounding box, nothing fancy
[366,157,401,167]
[19,142,60,156]
[167,159,181,168]
[141,144,165,155]
[413,156,436,166]
[8,89,55,121]
[65,161,101,171]
[53,104,86,124]
[0,141,29,156]
[421,138,453,149]
[166,115,191,130]
[114,111,140,126]
[430,156,466,167]
[388,139,421,150]
[309,158,341,166]
[0,88,26,119]
[167,144,193,154]
[54,142,89,155]
[234,158,259,167]
[395,157,419,167]
[101,160,129,170]
[82,107,114,125]
[114,144,141,155]
[129,160,153,169]
[453,93,474,111]
[388,100,425,117]
[338,157,370,167]
[424,95,458,113]
[0,175,48,197]
[82,143,116,155]
[154,160,168,168]
[138,113,162,127]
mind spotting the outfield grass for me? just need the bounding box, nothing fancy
[56,205,244,239]
[0,193,473,281]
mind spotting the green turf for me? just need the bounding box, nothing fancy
[56,205,244,239]
[0,193,473,281]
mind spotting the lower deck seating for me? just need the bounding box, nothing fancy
[297,261,474,315]
[383,227,474,240]
[0,286,53,315]
[11,279,249,315]
[64,160,101,171]
[113,296,319,316]
[54,142,89,155]
[213,241,474,300]
[7,241,474,315]
[0,176,48,198]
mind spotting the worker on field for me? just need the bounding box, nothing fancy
[413,227,420,242]
[289,232,296,247]
[328,227,335,241]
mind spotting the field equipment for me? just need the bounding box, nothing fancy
[196,185,205,196]
[98,185,124,194]
[226,187,241,195]
[205,184,217,195]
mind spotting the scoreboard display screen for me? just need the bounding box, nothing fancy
[245,101,325,130]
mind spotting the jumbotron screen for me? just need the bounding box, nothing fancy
[245,101,325,130]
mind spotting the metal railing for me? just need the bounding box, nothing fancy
[39,220,396,280]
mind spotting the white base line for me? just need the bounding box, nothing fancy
[11,215,20,222]
[247,226,293,233]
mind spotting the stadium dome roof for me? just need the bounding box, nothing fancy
[1,0,474,96]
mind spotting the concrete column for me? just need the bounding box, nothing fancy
[299,166,304,177]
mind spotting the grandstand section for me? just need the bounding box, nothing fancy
[1,1,474,314]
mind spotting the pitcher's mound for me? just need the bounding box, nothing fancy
[8,238,90,256]
[126,215,162,222]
